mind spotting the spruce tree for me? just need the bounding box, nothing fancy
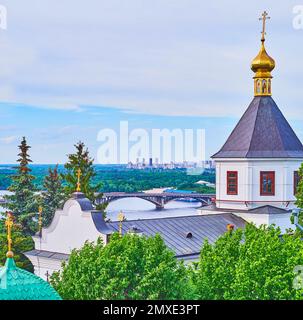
[2,137,38,234]
[41,165,66,227]
[61,141,102,204]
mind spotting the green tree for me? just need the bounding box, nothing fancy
[296,163,303,208]
[2,137,39,234]
[41,165,66,227]
[61,141,103,205]
[0,218,34,272]
[194,224,303,300]
[293,163,303,236]
[51,233,194,300]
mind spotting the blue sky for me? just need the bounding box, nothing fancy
[0,1,303,163]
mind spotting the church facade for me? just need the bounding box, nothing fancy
[210,12,303,230]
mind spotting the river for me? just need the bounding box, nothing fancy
[106,198,200,221]
[0,191,201,219]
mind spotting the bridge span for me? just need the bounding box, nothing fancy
[98,192,215,210]
[0,192,216,210]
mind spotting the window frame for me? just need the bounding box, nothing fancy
[227,171,238,195]
[260,171,275,196]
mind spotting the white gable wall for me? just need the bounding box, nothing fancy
[33,199,106,254]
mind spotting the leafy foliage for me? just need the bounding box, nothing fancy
[40,165,66,227]
[51,233,194,300]
[296,163,303,209]
[194,224,303,300]
[1,137,39,234]
[294,163,303,236]
[0,218,34,272]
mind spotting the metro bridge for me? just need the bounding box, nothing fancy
[0,192,216,210]
[98,192,215,210]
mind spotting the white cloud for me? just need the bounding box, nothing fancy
[0,0,301,118]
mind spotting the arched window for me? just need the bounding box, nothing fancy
[268,79,271,94]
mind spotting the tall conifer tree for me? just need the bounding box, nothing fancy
[41,165,65,227]
[61,141,102,204]
[2,137,38,234]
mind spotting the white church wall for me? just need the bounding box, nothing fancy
[33,199,106,254]
[232,211,294,233]
[27,255,64,281]
[215,158,302,211]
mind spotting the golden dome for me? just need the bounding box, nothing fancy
[251,40,275,78]
[251,11,275,96]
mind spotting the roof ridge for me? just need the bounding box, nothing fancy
[272,100,303,152]
[245,96,262,157]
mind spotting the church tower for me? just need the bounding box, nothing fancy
[212,12,303,215]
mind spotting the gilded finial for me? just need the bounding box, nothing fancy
[259,11,270,42]
[38,206,43,237]
[118,211,125,237]
[5,212,14,258]
[76,168,82,192]
[251,11,275,97]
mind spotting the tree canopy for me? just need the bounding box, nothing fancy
[41,165,66,227]
[61,141,101,201]
[51,233,194,300]
[193,224,303,300]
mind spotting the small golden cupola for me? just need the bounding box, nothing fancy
[251,11,275,96]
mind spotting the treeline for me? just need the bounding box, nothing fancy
[0,166,215,193]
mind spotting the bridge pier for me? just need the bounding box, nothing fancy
[155,204,164,210]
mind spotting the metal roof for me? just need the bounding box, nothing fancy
[108,213,246,258]
[248,205,290,215]
[24,249,69,261]
[212,96,303,158]
[0,258,61,300]
[71,192,94,211]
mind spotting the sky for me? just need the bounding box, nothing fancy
[0,0,303,163]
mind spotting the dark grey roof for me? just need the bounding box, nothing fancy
[108,213,246,258]
[212,96,303,158]
[248,205,290,215]
[24,250,69,261]
[91,211,114,235]
[71,192,94,211]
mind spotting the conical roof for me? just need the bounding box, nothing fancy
[0,257,61,300]
[212,96,303,158]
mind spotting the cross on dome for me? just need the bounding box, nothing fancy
[259,11,270,41]
[76,168,82,192]
[251,11,275,96]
